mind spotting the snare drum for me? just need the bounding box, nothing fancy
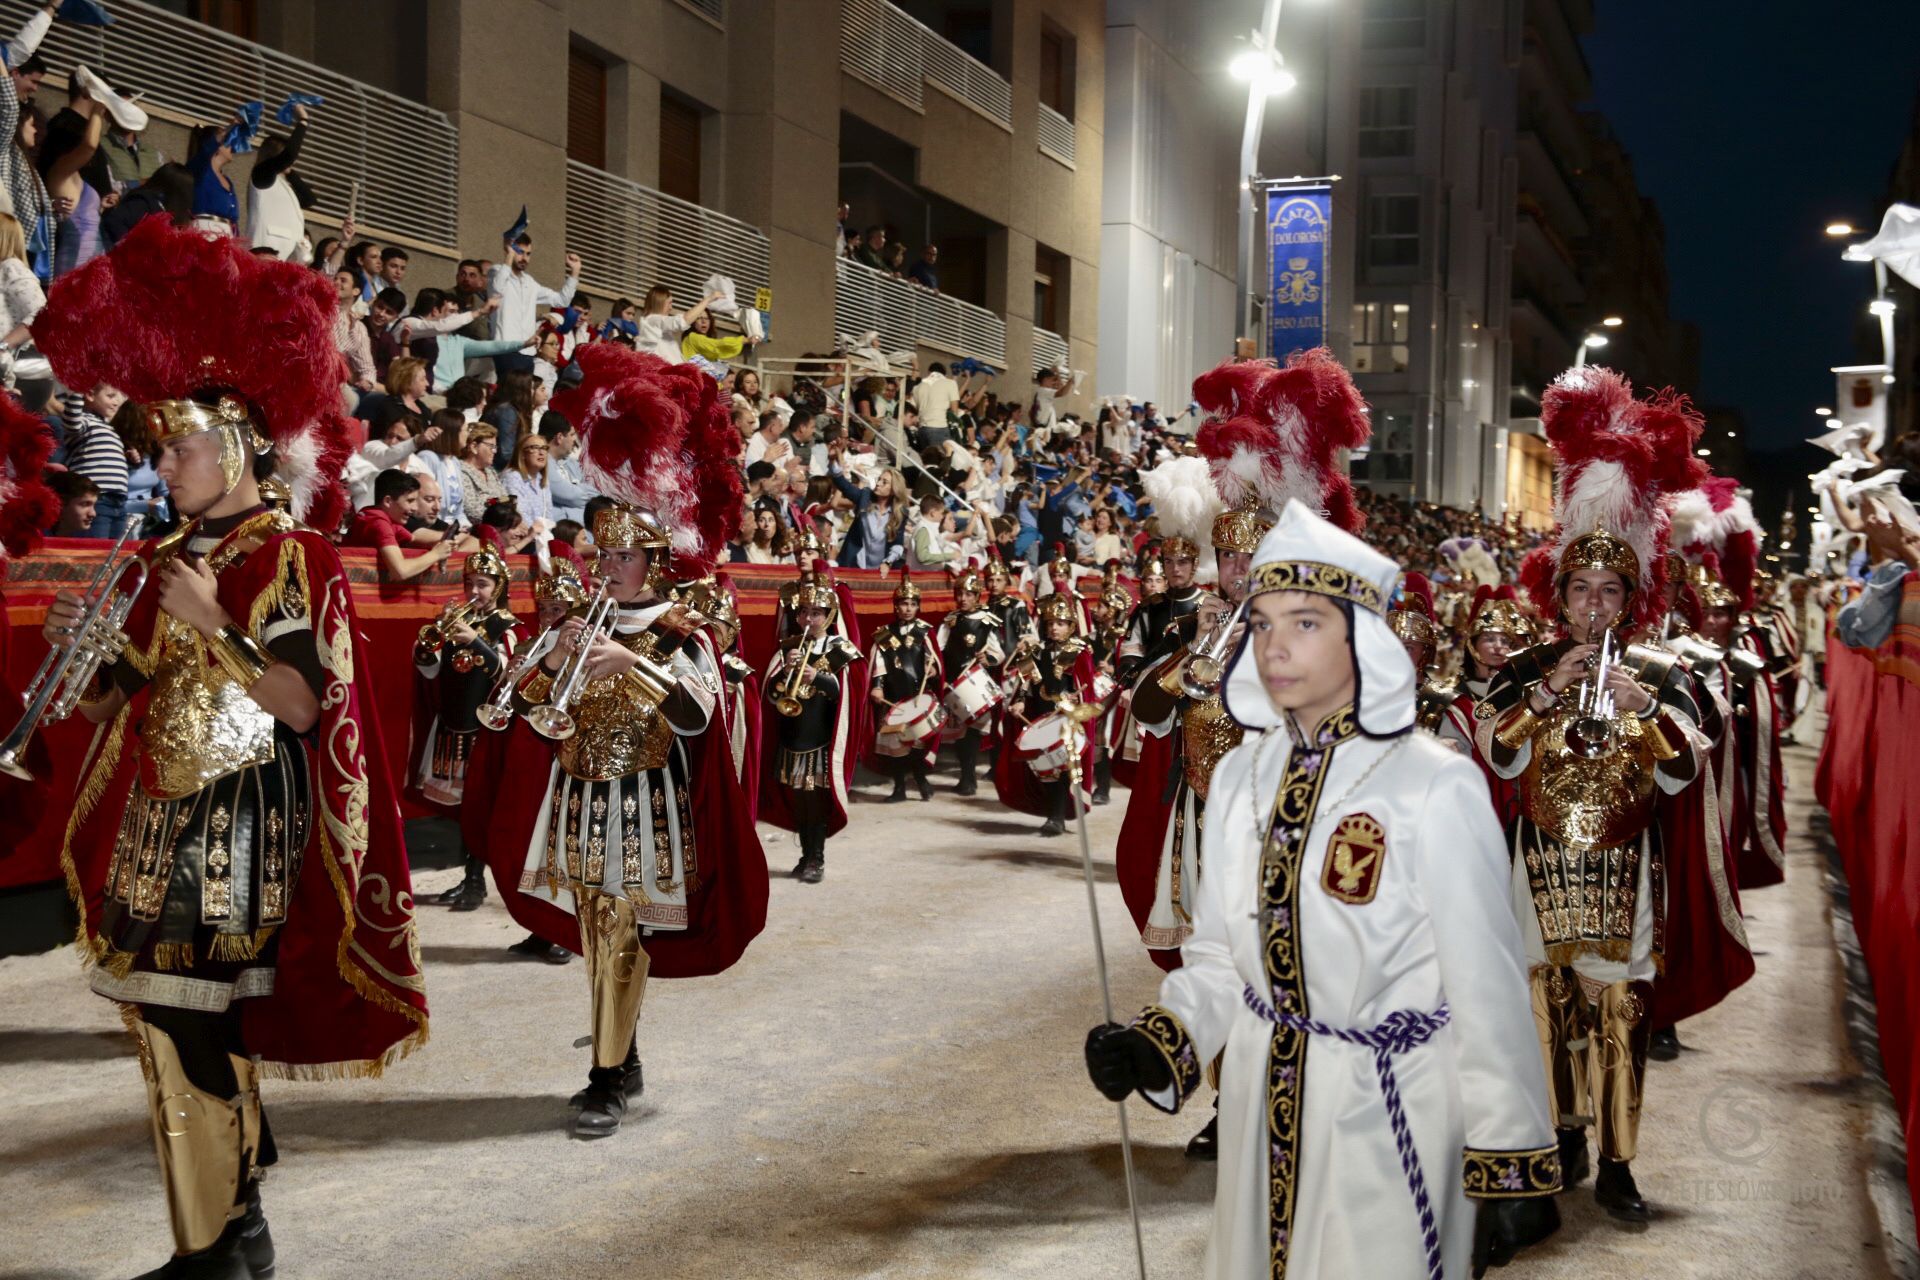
[1015,713,1076,782]
[878,693,946,755]
[943,663,1005,727]
[1091,672,1118,706]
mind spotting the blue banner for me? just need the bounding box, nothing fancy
[1267,186,1332,361]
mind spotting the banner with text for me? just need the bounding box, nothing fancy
[1267,186,1332,361]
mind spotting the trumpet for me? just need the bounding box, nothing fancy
[526,580,618,740]
[0,516,149,781]
[1161,595,1243,700]
[1564,612,1620,759]
[774,630,829,717]
[475,617,559,731]
[417,597,486,660]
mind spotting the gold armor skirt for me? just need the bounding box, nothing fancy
[417,720,476,808]
[532,744,697,932]
[775,745,835,791]
[95,729,312,1011]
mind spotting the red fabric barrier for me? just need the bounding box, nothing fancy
[3,539,984,891]
[1814,575,1920,1229]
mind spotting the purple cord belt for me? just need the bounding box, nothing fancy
[1243,984,1453,1280]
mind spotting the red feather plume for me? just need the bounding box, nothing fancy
[0,393,57,560]
[1191,348,1371,535]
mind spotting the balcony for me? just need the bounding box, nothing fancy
[1516,131,1589,243]
[836,258,1006,368]
[1037,103,1075,168]
[841,0,1013,132]
[10,0,458,248]
[1513,206,1583,309]
[1033,326,1069,373]
[565,161,771,309]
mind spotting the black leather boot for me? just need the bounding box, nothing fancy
[131,1226,251,1279]
[798,826,826,884]
[886,767,908,802]
[1556,1126,1591,1188]
[570,1041,642,1107]
[955,736,979,796]
[1093,756,1112,805]
[447,857,487,912]
[913,762,933,801]
[573,1064,630,1137]
[1594,1157,1650,1222]
[238,1181,273,1277]
[1648,1026,1682,1061]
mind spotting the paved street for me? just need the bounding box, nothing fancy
[0,728,1898,1279]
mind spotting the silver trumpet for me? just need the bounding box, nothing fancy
[1564,611,1620,759]
[1175,596,1244,699]
[0,516,149,781]
[1666,632,1726,676]
[526,578,618,741]
[475,621,556,731]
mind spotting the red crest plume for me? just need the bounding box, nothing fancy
[551,343,742,577]
[0,393,56,562]
[1396,571,1436,618]
[1193,347,1371,534]
[1533,367,1708,627]
[548,537,586,575]
[474,523,507,556]
[1518,545,1558,615]
[32,216,356,529]
[1666,473,1760,610]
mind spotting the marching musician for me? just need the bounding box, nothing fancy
[1385,570,1453,732]
[937,564,1006,796]
[1434,585,1533,825]
[982,550,1037,673]
[868,568,943,803]
[762,574,862,881]
[996,592,1100,837]
[1086,563,1132,805]
[1116,535,1201,684]
[416,532,521,912]
[1476,368,1708,1223]
[35,221,428,1276]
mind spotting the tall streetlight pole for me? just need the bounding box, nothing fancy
[1571,315,1625,369]
[1235,0,1292,348]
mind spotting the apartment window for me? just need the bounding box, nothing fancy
[1357,87,1415,158]
[1366,195,1420,269]
[1034,244,1068,335]
[153,0,256,37]
[1353,410,1415,483]
[659,92,702,204]
[1351,302,1411,374]
[1361,0,1426,50]
[943,9,995,70]
[567,47,607,170]
[1039,24,1076,117]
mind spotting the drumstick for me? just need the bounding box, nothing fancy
[1061,696,1149,1280]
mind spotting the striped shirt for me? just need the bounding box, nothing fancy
[63,399,130,494]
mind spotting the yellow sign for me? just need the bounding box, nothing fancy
[754,288,773,312]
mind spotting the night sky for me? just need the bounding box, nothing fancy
[1585,0,1920,453]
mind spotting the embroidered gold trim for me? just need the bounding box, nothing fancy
[1129,1005,1201,1111]
[1461,1145,1562,1199]
[1249,561,1387,616]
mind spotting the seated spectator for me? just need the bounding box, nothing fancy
[787,409,826,478]
[49,469,99,537]
[532,327,563,396]
[344,468,453,580]
[345,412,432,509]
[743,408,788,468]
[60,384,129,537]
[403,289,514,391]
[501,432,554,525]
[385,355,434,422]
[1076,505,1123,565]
[907,243,940,291]
[458,423,509,512]
[906,494,961,571]
[734,498,787,564]
[379,246,409,289]
[99,162,193,249]
[483,367,545,463]
[743,459,780,504]
[0,212,41,396]
[733,367,765,414]
[365,286,408,380]
[333,268,376,400]
[413,407,473,527]
[551,517,588,552]
[476,493,536,554]
[543,413,592,522]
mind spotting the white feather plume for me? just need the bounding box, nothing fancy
[1142,455,1222,546]
[277,427,324,523]
[1553,457,1661,593]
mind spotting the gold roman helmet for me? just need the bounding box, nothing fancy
[144,394,274,493]
[1688,560,1738,610]
[1035,592,1078,626]
[1470,595,1534,640]
[790,527,826,564]
[1210,501,1273,555]
[1557,527,1640,592]
[593,503,673,588]
[984,558,1012,591]
[464,543,511,608]
[1160,535,1200,561]
[534,559,588,609]
[677,575,741,649]
[790,576,839,617]
[1386,606,1437,647]
[893,566,921,605]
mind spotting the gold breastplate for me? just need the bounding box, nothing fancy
[1519,703,1665,849]
[138,619,278,800]
[556,633,677,781]
[1181,691,1243,799]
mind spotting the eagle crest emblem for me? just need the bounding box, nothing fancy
[1322,812,1386,905]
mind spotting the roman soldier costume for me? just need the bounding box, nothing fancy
[1478,367,1709,1222]
[1434,585,1533,825]
[39,219,428,1277]
[761,567,863,882]
[936,563,1006,796]
[1387,571,1453,731]
[479,344,768,1137]
[868,567,944,802]
[993,591,1101,836]
[983,549,1037,670]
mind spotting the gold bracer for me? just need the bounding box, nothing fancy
[1180,689,1244,799]
[134,1018,254,1255]
[207,625,277,691]
[139,622,277,800]
[578,889,652,1070]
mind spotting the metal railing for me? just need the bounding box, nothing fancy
[674,0,725,24]
[565,160,771,310]
[1032,326,1069,373]
[836,258,1006,367]
[840,0,1012,131]
[3,0,459,247]
[1037,102,1075,166]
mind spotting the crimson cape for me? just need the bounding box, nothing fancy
[1115,725,1182,974]
[60,524,429,1077]
[990,649,1100,817]
[1651,749,1755,1027]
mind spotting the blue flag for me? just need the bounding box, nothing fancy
[275,91,324,125]
[503,205,528,245]
[58,0,114,25]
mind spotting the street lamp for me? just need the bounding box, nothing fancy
[1573,331,1610,369]
[1814,406,1832,416]
[1234,4,1291,346]
[1826,222,1857,237]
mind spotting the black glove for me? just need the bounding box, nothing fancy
[1471,1196,1560,1276]
[1083,1023,1171,1101]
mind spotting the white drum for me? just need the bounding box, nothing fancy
[943,663,1005,727]
[878,693,946,755]
[1015,714,1076,782]
[1091,672,1118,706]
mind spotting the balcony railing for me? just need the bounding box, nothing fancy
[565,160,771,312]
[1037,102,1075,167]
[836,258,1006,368]
[1032,326,1069,374]
[840,0,1012,131]
[5,0,458,248]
